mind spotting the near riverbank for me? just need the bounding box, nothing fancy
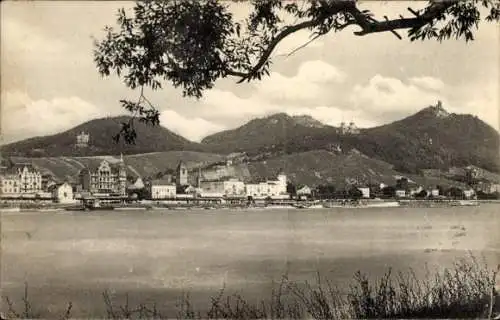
[2,258,499,319]
[2,198,493,212]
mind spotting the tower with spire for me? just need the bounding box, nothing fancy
[176,161,188,187]
[118,153,127,196]
[197,166,202,188]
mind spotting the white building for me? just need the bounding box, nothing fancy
[0,173,20,195]
[409,186,424,196]
[1,164,42,195]
[245,171,288,199]
[297,185,312,196]
[463,189,476,199]
[76,131,90,148]
[149,179,176,199]
[395,189,406,198]
[358,187,370,199]
[50,182,75,204]
[199,178,245,197]
[130,177,145,190]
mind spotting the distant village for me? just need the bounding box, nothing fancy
[1,129,499,207]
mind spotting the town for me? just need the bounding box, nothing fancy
[1,145,499,210]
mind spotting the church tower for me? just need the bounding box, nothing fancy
[118,153,127,196]
[277,169,287,191]
[176,161,188,187]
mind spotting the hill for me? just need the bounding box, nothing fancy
[202,103,500,173]
[201,113,337,154]
[1,116,206,157]
[354,103,500,173]
[216,149,465,189]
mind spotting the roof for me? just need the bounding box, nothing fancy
[79,159,124,173]
[47,184,64,192]
[4,163,40,175]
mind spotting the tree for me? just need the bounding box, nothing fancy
[415,189,428,199]
[348,187,363,200]
[286,182,297,196]
[446,186,464,199]
[94,0,500,142]
[316,184,335,199]
[381,186,396,198]
[396,177,409,191]
[436,185,445,196]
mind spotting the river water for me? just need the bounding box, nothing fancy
[1,205,499,317]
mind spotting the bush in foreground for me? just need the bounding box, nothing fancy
[2,258,499,319]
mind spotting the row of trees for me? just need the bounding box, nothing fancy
[285,181,498,200]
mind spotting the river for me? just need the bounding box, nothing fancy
[1,205,499,317]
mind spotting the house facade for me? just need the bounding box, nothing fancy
[245,171,287,199]
[51,182,75,203]
[297,185,312,195]
[149,180,177,199]
[357,187,370,198]
[79,159,127,196]
[76,131,90,148]
[18,164,42,193]
[0,173,20,195]
[463,189,476,199]
[199,178,246,197]
[1,164,43,195]
[395,189,406,198]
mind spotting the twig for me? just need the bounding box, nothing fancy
[286,33,322,57]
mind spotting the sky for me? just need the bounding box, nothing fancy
[1,1,499,144]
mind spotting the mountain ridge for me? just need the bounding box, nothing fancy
[1,115,207,157]
[2,104,498,173]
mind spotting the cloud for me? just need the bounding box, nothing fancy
[1,91,120,143]
[200,89,286,120]
[254,60,345,103]
[297,60,346,83]
[199,88,376,131]
[409,76,445,91]
[350,74,450,115]
[1,17,69,63]
[459,83,499,130]
[159,110,225,142]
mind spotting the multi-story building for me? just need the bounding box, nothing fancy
[16,164,42,193]
[149,179,177,199]
[0,163,42,197]
[0,173,20,195]
[245,171,287,199]
[199,178,245,197]
[78,158,127,196]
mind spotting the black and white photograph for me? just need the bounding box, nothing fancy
[1,0,500,318]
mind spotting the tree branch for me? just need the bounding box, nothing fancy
[224,1,455,83]
[347,1,454,36]
[227,18,327,83]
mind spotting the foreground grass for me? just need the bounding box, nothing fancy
[2,258,499,319]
